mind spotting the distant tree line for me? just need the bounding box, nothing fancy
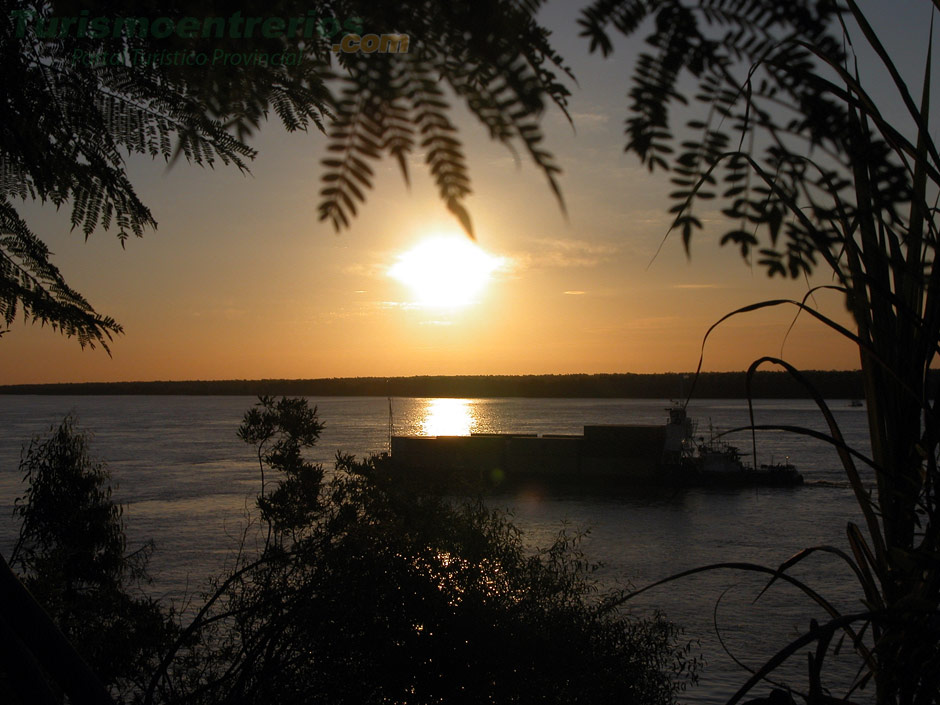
[2,370,925,399]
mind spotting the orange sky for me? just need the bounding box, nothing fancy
[4,1,925,385]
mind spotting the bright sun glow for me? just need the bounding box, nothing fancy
[388,236,505,308]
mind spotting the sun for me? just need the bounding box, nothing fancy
[388,235,506,308]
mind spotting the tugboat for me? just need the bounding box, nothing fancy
[678,414,802,486]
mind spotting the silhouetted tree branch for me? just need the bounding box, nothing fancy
[0,0,572,349]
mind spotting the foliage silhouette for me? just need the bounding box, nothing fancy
[237,395,325,541]
[145,396,699,705]
[6,416,176,703]
[0,0,571,349]
[580,0,940,702]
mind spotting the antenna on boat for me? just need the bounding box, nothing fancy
[678,373,691,409]
[387,396,394,453]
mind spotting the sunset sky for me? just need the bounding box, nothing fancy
[1,1,931,385]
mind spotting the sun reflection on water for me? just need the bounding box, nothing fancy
[420,398,476,436]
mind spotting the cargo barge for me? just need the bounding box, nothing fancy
[390,407,803,489]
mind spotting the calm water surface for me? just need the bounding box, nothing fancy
[0,396,874,704]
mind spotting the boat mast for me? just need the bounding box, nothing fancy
[387,396,394,452]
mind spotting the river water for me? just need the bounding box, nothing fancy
[0,395,875,703]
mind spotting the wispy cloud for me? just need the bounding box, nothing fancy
[672,284,723,290]
[512,238,618,270]
[190,307,246,320]
[588,316,682,334]
[626,316,682,329]
[563,290,586,295]
[571,111,610,129]
[549,107,612,133]
[341,261,387,278]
